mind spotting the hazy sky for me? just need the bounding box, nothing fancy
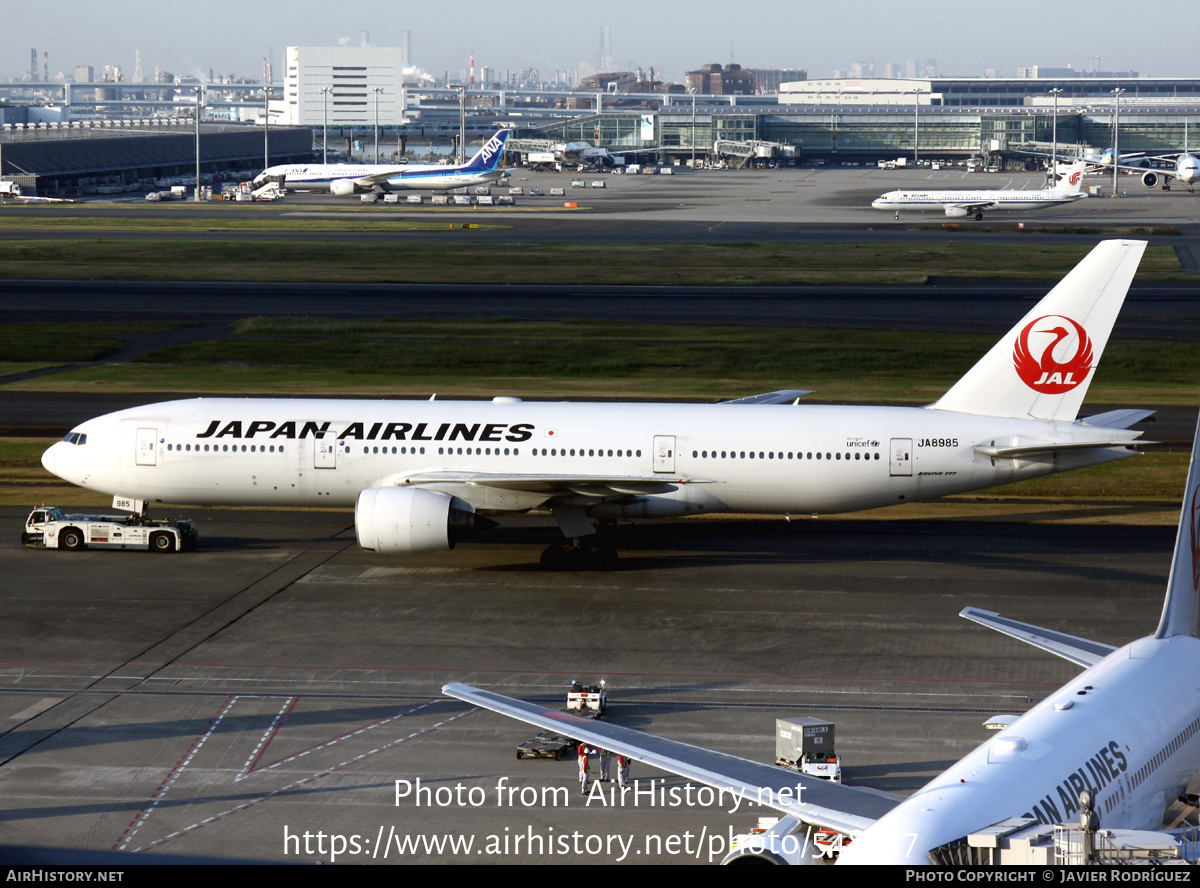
[6,1,1188,84]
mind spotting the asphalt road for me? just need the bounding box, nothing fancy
[0,509,1181,864]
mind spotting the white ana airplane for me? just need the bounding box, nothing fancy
[250,129,510,196]
[444,406,1200,865]
[41,240,1150,568]
[872,161,1089,220]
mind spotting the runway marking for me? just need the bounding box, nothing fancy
[9,697,63,720]
[111,693,478,853]
[112,694,235,851]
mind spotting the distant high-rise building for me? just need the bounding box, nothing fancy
[282,45,406,126]
[599,27,613,72]
[74,65,94,83]
[757,68,807,93]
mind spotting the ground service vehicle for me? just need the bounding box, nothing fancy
[516,731,580,760]
[567,681,607,717]
[23,505,198,552]
[776,716,841,783]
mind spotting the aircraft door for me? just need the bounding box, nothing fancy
[889,438,912,477]
[652,435,675,473]
[314,437,337,469]
[136,428,158,466]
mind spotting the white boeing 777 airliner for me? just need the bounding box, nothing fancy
[41,240,1150,567]
[446,408,1200,862]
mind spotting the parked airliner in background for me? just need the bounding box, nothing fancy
[446,406,1200,864]
[1102,150,1200,193]
[250,129,510,195]
[872,161,1089,220]
[41,241,1149,568]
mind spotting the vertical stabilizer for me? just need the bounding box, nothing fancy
[929,240,1146,422]
[462,129,510,173]
[1154,411,1200,639]
[1053,161,1088,194]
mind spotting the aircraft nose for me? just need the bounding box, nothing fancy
[41,442,58,476]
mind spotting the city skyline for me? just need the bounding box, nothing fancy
[4,0,1187,87]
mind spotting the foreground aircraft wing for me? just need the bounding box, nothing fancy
[959,608,1116,667]
[443,683,902,835]
[398,472,713,496]
[719,390,814,405]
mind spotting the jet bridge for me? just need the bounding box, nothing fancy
[711,139,798,169]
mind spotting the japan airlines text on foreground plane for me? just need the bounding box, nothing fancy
[445,407,1200,865]
[250,129,510,195]
[41,240,1151,567]
[872,161,1089,220]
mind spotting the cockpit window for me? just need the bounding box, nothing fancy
[61,432,87,446]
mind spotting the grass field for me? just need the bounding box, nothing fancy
[0,240,1188,285]
[5,317,1198,407]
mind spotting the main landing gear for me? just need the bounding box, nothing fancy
[541,504,619,570]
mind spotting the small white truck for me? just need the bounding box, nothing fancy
[566,680,607,718]
[23,505,198,552]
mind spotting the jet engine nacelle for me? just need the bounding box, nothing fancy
[330,178,360,197]
[944,206,970,218]
[355,486,483,553]
[1142,171,1160,188]
[720,818,822,865]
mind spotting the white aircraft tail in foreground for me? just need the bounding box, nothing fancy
[41,241,1151,566]
[445,409,1200,864]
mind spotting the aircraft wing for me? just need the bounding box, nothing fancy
[719,390,814,405]
[351,169,411,187]
[948,201,998,213]
[398,472,713,496]
[442,683,902,836]
[959,608,1116,667]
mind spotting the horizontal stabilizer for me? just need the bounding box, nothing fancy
[973,440,1150,459]
[719,390,814,405]
[1080,409,1156,430]
[960,607,1115,668]
[443,683,901,836]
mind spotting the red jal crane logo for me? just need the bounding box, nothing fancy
[1013,315,1094,393]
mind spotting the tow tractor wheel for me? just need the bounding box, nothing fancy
[150,532,174,553]
[60,527,84,551]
